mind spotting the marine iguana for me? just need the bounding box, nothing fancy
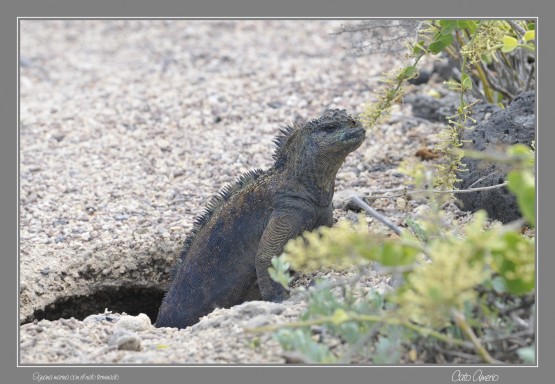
[155,109,366,328]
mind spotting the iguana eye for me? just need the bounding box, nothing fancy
[321,124,337,132]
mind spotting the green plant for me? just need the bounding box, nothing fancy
[250,144,535,364]
[360,19,536,191]
[423,20,535,103]
[247,19,536,365]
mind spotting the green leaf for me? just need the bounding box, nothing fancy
[331,308,350,325]
[413,40,426,55]
[507,143,535,166]
[491,232,535,295]
[405,217,428,243]
[336,321,362,345]
[439,20,458,35]
[501,35,519,53]
[403,66,418,79]
[481,52,493,65]
[427,286,443,301]
[507,170,536,226]
[491,276,507,294]
[367,289,384,311]
[523,30,535,42]
[527,22,536,31]
[461,73,473,91]
[457,20,478,34]
[377,242,417,267]
[517,346,536,364]
[268,256,292,288]
[373,336,402,364]
[507,143,532,155]
[274,329,335,363]
[429,33,454,54]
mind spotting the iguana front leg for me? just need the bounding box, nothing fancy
[255,209,315,302]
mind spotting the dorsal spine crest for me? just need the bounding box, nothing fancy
[166,168,265,286]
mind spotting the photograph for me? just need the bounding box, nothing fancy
[18,18,536,367]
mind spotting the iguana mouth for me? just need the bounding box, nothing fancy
[342,127,365,142]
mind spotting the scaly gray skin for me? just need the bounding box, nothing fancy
[155,109,366,329]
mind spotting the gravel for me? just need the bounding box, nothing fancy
[20,19,448,364]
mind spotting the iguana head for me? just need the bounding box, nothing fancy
[305,109,366,156]
[273,109,366,169]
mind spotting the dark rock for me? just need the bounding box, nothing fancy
[405,93,501,124]
[405,93,456,122]
[432,57,458,81]
[408,69,431,85]
[52,218,69,227]
[267,101,283,109]
[455,91,536,223]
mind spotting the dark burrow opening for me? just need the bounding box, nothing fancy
[22,285,165,325]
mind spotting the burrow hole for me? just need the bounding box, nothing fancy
[22,285,165,325]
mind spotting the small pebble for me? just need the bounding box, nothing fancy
[108,329,141,351]
[115,314,152,332]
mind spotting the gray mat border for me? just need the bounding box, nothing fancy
[2,1,552,384]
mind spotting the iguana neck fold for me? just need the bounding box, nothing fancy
[279,151,343,208]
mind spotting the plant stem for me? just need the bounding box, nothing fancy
[456,20,483,132]
[475,63,495,103]
[350,194,403,236]
[365,50,426,129]
[452,309,503,364]
[357,182,509,200]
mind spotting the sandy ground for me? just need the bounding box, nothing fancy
[19,20,441,364]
